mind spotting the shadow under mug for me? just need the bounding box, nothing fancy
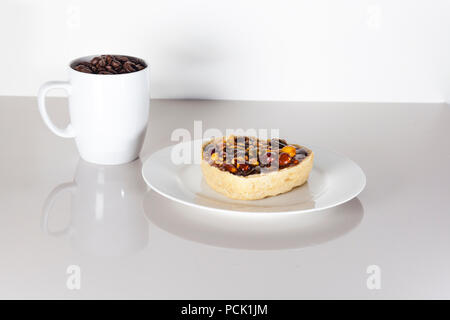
[41,159,149,257]
[37,55,150,165]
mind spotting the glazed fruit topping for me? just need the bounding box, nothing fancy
[203,136,310,176]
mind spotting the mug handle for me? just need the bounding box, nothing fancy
[41,182,77,237]
[37,81,76,138]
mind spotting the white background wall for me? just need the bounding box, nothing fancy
[1,0,450,102]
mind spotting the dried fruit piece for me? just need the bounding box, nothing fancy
[279,152,291,166]
[281,145,297,157]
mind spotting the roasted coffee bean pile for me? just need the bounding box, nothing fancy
[203,136,310,176]
[72,55,146,74]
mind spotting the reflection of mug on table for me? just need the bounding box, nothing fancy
[42,159,148,257]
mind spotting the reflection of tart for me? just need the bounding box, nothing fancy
[201,136,314,200]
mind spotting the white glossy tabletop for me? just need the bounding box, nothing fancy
[0,96,449,299]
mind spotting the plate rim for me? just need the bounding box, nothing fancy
[142,140,366,215]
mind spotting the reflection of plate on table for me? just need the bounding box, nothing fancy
[142,140,366,215]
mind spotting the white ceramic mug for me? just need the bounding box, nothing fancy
[38,55,150,165]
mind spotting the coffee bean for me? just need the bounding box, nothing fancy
[102,59,108,67]
[123,61,136,72]
[91,57,100,65]
[105,65,117,74]
[115,55,129,62]
[74,65,92,73]
[72,55,146,74]
[129,57,140,64]
[111,59,121,69]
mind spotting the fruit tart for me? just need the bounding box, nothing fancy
[201,135,314,200]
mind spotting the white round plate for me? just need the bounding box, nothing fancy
[142,140,366,215]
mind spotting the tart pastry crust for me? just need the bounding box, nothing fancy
[201,138,314,200]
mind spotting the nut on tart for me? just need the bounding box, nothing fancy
[201,136,314,200]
